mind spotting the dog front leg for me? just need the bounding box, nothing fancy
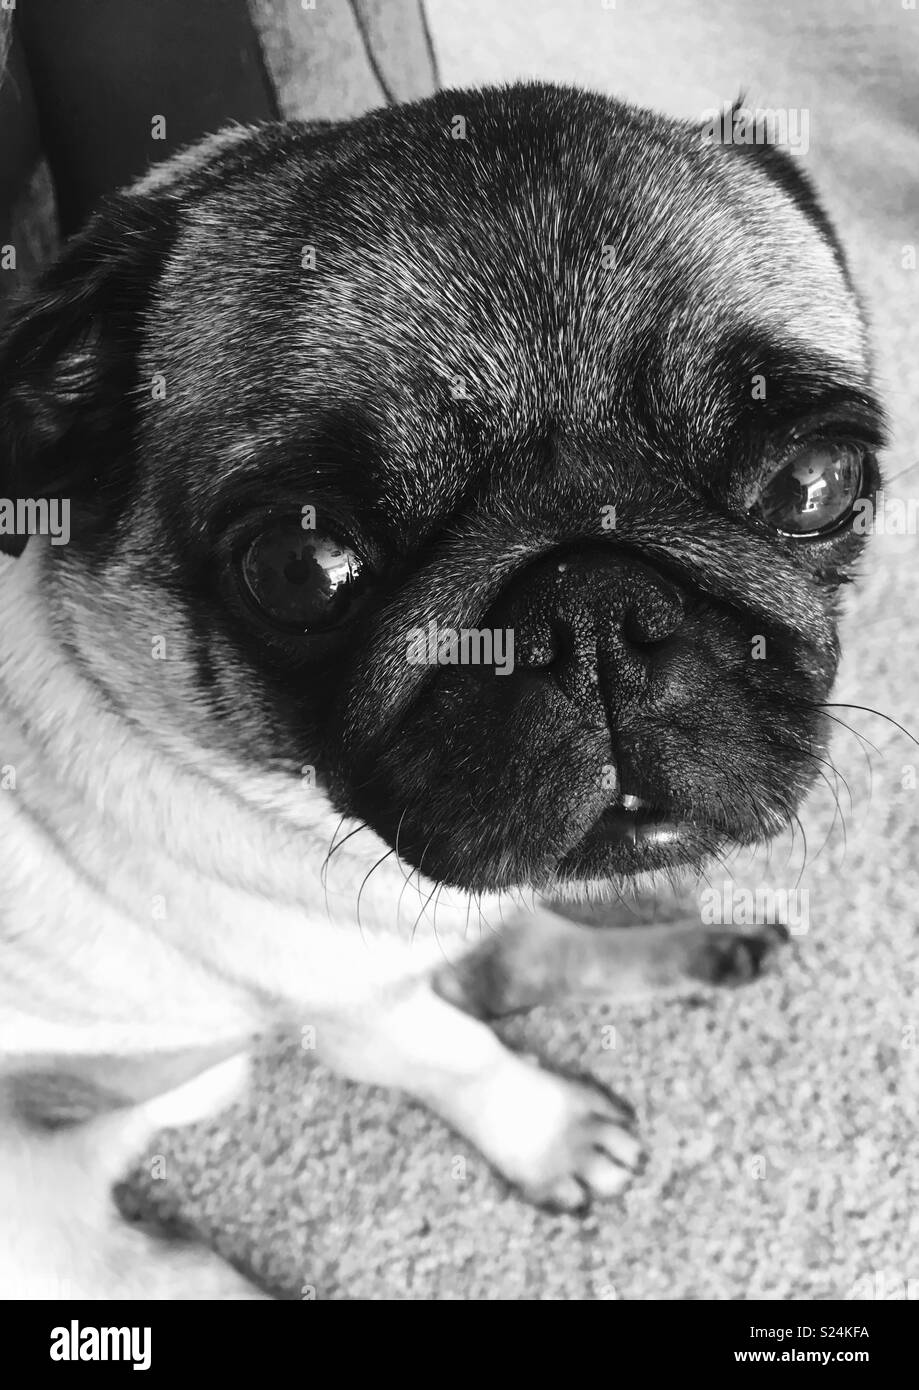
[432,906,788,1018]
[314,982,644,1212]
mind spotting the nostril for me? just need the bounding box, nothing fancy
[518,635,558,668]
[515,611,591,671]
[623,613,673,647]
[550,612,598,670]
[622,591,685,647]
[514,615,565,670]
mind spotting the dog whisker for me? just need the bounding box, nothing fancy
[355,849,397,943]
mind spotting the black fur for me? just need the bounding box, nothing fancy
[0,83,885,891]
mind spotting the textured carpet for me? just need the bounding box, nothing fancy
[126,0,919,1299]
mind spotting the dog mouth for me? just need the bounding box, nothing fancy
[554,788,722,880]
[591,791,687,847]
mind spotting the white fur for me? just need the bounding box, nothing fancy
[4,542,639,1296]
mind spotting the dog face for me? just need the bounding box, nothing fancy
[0,85,885,896]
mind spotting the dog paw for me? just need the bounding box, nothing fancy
[686,922,788,987]
[448,1057,645,1212]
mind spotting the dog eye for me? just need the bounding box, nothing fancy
[750,442,864,537]
[238,520,366,631]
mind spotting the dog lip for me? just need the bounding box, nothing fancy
[595,804,686,846]
[571,789,696,851]
[556,797,714,878]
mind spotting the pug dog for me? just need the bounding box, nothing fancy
[0,83,884,1298]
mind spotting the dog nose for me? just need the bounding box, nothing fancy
[488,547,686,716]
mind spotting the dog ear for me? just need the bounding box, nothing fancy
[0,191,177,550]
[706,96,852,285]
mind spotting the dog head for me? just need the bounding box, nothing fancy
[0,85,885,895]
